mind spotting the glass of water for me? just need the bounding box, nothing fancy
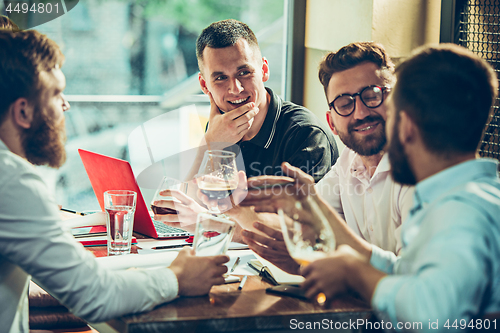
[104,190,137,256]
[193,213,235,256]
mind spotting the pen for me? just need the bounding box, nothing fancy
[247,262,279,286]
[247,261,262,273]
[260,266,279,286]
[238,275,247,290]
[60,208,85,216]
[151,243,192,250]
[230,257,240,273]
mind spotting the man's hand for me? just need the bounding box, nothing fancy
[242,221,300,275]
[300,245,383,304]
[204,92,259,145]
[241,163,315,213]
[153,188,206,230]
[169,247,229,296]
[241,162,373,260]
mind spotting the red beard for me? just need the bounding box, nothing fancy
[22,106,67,168]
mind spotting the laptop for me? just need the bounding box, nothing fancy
[78,149,191,239]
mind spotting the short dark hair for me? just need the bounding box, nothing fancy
[196,19,259,70]
[0,15,19,31]
[393,43,498,156]
[318,42,395,96]
[0,30,64,124]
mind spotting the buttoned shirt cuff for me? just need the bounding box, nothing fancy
[151,267,179,302]
[370,244,397,274]
[371,275,407,327]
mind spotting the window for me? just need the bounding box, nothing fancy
[3,0,286,210]
[442,0,500,160]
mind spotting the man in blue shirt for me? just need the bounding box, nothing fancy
[241,44,500,331]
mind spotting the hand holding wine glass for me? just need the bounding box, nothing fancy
[151,177,184,216]
[151,177,205,229]
[278,195,336,266]
[278,195,336,305]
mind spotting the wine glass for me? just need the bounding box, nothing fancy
[278,195,336,305]
[197,150,238,215]
[192,212,236,256]
[150,177,185,217]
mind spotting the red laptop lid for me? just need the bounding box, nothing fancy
[78,149,159,238]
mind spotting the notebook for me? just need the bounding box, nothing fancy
[78,149,191,239]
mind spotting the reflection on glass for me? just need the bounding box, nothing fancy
[150,176,185,216]
[193,213,235,256]
[28,0,285,211]
[278,196,336,266]
[278,196,335,305]
[197,150,238,215]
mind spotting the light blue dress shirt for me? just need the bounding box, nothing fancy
[371,159,500,332]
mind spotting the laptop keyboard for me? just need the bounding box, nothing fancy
[153,220,190,236]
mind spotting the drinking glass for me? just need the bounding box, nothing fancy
[192,213,236,256]
[150,177,186,217]
[104,190,137,255]
[278,195,336,304]
[197,150,238,215]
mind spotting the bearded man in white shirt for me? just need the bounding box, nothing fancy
[315,42,413,254]
[242,43,500,329]
[0,29,228,333]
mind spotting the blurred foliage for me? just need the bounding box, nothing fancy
[1,0,285,33]
[122,0,285,34]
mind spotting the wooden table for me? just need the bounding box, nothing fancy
[84,232,372,333]
[92,275,372,333]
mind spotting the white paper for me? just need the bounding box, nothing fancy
[65,212,106,229]
[95,251,179,270]
[226,249,258,276]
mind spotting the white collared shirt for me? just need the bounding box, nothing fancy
[0,140,178,332]
[315,148,413,254]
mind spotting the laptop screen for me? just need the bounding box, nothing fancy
[78,149,159,238]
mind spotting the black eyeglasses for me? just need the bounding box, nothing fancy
[329,85,391,117]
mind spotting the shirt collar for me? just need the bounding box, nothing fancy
[413,158,499,209]
[349,150,390,180]
[377,153,390,173]
[245,87,280,148]
[0,138,8,152]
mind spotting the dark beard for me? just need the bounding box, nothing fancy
[22,106,67,168]
[387,118,416,185]
[337,115,387,156]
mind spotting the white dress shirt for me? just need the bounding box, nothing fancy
[316,148,413,254]
[0,140,178,333]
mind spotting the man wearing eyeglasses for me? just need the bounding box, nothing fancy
[242,44,500,325]
[315,42,413,254]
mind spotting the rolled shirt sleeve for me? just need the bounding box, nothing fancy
[0,165,179,323]
[370,244,398,274]
[371,199,498,328]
